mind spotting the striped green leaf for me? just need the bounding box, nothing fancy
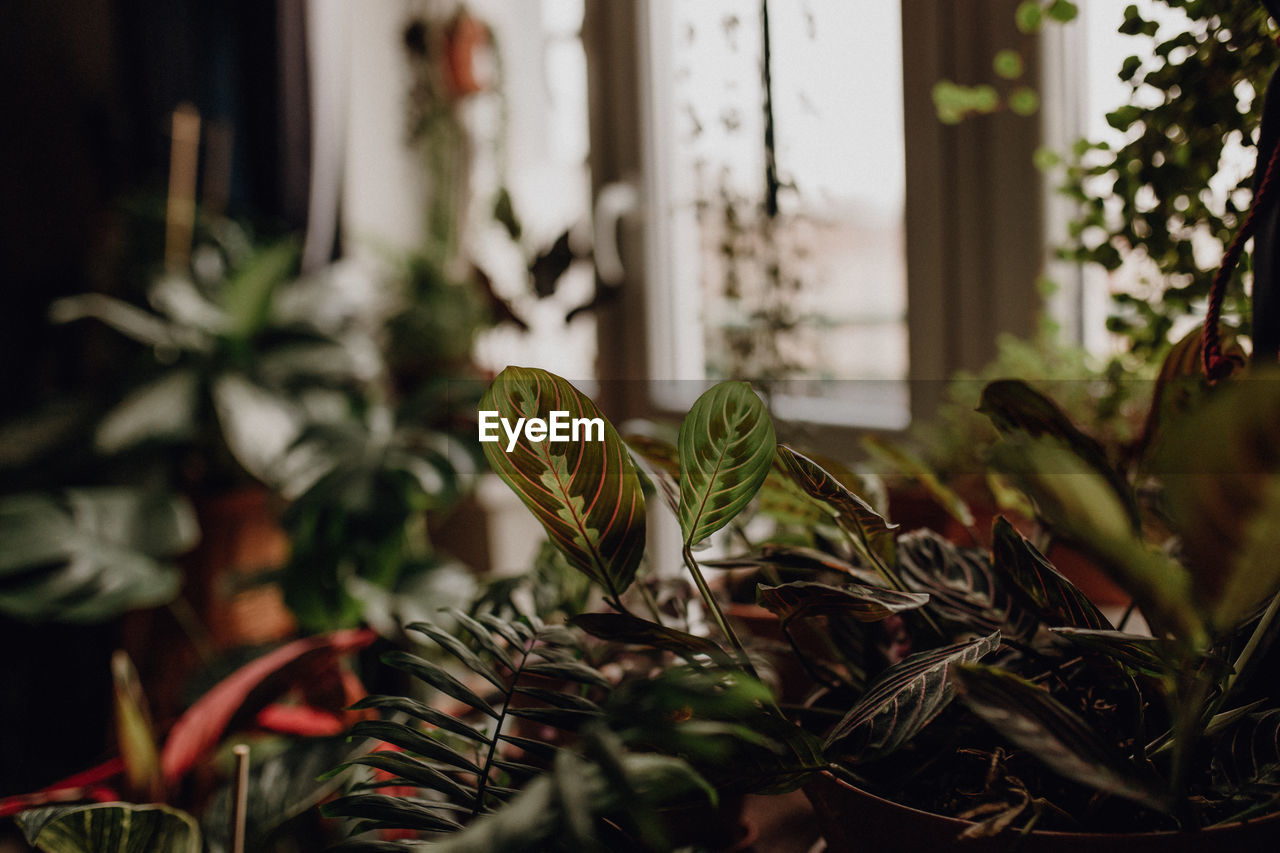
[826,631,1000,760]
[992,516,1111,631]
[778,446,898,568]
[16,803,200,853]
[957,664,1171,812]
[757,581,929,627]
[481,367,646,600]
[677,382,775,547]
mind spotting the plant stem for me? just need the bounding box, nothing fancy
[1223,588,1280,701]
[682,543,757,678]
[635,582,667,627]
[230,744,250,853]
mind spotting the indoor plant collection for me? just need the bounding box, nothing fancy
[328,357,1280,850]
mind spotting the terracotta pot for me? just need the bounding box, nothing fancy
[805,772,1280,853]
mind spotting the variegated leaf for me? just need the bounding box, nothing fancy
[678,382,775,547]
[1213,708,1280,788]
[992,516,1111,631]
[481,367,646,600]
[826,631,1000,760]
[898,529,1037,639]
[16,803,201,853]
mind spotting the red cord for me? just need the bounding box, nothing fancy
[1202,136,1280,381]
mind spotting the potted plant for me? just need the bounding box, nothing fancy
[326,364,1280,851]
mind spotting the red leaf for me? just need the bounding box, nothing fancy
[255,703,346,737]
[160,628,374,783]
[0,758,125,818]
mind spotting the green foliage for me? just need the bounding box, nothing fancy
[677,382,775,548]
[1056,2,1277,356]
[16,803,201,853]
[0,488,196,622]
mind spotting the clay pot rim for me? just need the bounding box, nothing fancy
[814,770,1280,841]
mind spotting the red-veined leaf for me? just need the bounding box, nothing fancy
[482,367,646,600]
[778,446,898,569]
[826,631,1000,760]
[992,516,1111,631]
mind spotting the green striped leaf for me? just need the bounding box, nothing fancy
[778,446,898,568]
[757,581,929,626]
[481,367,646,600]
[826,631,1000,760]
[957,664,1171,812]
[16,803,200,853]
[677,382,775,547]
[992,516,1111,631]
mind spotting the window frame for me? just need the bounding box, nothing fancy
[585,0,1047,450]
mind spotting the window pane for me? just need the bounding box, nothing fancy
[646,1,909,426]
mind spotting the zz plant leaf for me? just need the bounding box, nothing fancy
[677,381,775,548]
[826,631,1000,761]
[481,366,646,602]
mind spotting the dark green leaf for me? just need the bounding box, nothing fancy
[349,695,489,744]
[406,621,505,690]
[570,611,730,662]
[350,720,483,775]
[898,530,1036,638]
[957,664,1171,812]
[339,753,477,807]
[325,793,467,833]
[757,580,928,626]
[16,803,200,853]
[379,651,498,718]
[449,609,518,671]
[778,446,897,568]
[979,380,1139,529]
[827,631,1000,760]
[513,686,602,713]
[678,382,776,547]
[481,367,647,600]
[990,434,1204,647]
[992,516,1111,630]
[1049,628,1166,677]
[1154,374,1280,629]
[1213,708,1280,788]
[521,661,611,689]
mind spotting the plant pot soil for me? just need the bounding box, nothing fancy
[804,771,1280,853]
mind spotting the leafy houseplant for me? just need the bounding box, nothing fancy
[333,364,1280,850]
